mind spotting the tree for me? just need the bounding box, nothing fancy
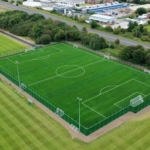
[36,34,51,44]
[89,34,101,50]
[148,20,150,25]
[135,7,147,15]
[113,28,121,34]
[127,21,138,32]
[31,24,44,39]
[82,27,87,32]
[105,26,113,32]
[90,20,99,29]
[145,52,150,64]
[115,39,120,45]
[133,49,146,64]
[120,46,133,61]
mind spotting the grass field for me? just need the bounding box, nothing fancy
[0,33,27,57]
[0,43,150,129]
[0,79,150,150]
[145,25,150,32]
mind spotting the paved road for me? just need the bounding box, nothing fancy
[1,1,150,49]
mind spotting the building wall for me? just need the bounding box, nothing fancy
[85,0,100,4]
[103,0,113,3]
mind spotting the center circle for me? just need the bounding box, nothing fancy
[55,65,85,78]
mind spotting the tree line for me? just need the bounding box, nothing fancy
[120,45,150,65]
[0,10,108,50]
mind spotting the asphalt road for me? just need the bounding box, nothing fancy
[1,1,150,49]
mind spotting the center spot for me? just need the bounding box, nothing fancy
[55,65,85,78]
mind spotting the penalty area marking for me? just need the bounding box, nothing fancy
[82,103,106,118]
[33,55,51,60]
[6,57,16,64]
[114,92,145,108]
[83,79,134,104]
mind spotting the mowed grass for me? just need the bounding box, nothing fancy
[0,43,150,128]
[0,33,27,57]
[0,80,150,150]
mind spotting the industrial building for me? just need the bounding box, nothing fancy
[85,3,129,13]
[129,4,150,12]
[89,14,116,23]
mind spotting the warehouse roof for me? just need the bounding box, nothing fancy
[89,14,115,20]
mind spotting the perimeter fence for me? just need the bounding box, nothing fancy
[0,67,150,136]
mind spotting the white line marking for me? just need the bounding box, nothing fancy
[82,103,106,118]
[33,55,51,60]
[28,59,104,86]
[144,93,150,98]
[6,57,15,64]
[114,92,145,108]
[61,43,102,58]
[133,79,150,87]
[22,49,43,56]
[83,79,134,104]
[99,85,118,95]
[20,50,62,64]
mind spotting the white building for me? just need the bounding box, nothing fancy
[89,14,116,24]
[23,0,42,7]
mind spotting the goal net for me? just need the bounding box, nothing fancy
[20,83,27,90]
[104,54,110,59]
[73,44,78,48]
[25,47,35,53]
[55,108,64,117]
[130,95,144,107]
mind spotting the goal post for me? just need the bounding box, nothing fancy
[73,44,78,48]
[130,95,144,107]
[55,108,64,117]
[25,47,35,53]
[103,54,110,59]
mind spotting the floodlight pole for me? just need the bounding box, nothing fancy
[16,61,20,87]
[77,96,82,132]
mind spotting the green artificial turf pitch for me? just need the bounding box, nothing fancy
[0,33,27,56]
[0,43,150,128]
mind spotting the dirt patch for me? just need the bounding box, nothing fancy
[0,74,150,143]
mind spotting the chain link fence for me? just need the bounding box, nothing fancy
[0,67,150,136]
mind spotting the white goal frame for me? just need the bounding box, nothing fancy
[103,54,110,59]
[130,95,144,107]
[55,108,64,117]
[25,47,35,53]
[20,83,26,90]
[144,69,150,74]
[73,44,78,48]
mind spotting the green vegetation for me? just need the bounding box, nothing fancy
[0,43,150,130]
[1,78,150,149]
[0,33,27,57]
[135,7,147,15]
[0,10,107,50]
[120,45,150,65]
[145,25,150,32]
